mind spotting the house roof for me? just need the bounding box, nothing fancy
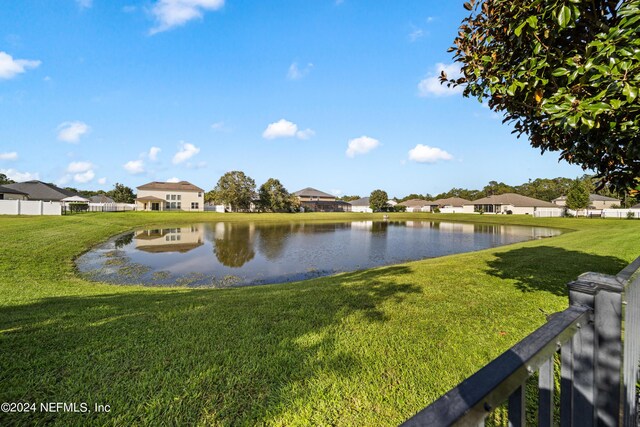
[292,187,335,198]
[0,185,28,195]
[631,203,640,210]
[2,180,79,201]
[398,198,430,207]
[430,197,470,207]
[553,194,619,202]
[469,193,558,208]
[349,197,370,206]
[137,181,204,192]
[89,194,115,203]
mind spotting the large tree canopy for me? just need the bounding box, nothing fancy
[447,0,640,192]
[213,171,256,212]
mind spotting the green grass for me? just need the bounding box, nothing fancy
[0,212,639,426]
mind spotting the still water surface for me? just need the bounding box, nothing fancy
[76,220,562,287]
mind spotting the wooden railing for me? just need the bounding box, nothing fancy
[402,257,640,427]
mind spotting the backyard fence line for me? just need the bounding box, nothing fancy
[0,199,62,216]
[401,256,640,427]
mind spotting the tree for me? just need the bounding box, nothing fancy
[213,171,256,212]
[108,183,136,203]
[338,195,361,202]
[369,189,389,212]
[258,178,295,212]
[447,0,640,192]
[0,173,15,185]
[566,179,591,211]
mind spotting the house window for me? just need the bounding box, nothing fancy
[166,194,170,200]
[177,202,181,209]
[198,192,202,197]
[177,195,181,200]
[165,203,170,209]
[170,195,176,200]
[170,202,176,209]
[191,202,199,209]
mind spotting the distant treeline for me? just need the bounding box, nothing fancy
[391,175,637,207]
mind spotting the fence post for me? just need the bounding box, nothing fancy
[568,272,624,427]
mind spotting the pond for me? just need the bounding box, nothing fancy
[76,220,563,288]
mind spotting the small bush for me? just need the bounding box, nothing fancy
[627,211,636,220]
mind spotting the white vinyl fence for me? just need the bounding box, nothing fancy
[87,203,136,212]
[602,209,640,219]
[0,200,62,216]
[533,208,564,217]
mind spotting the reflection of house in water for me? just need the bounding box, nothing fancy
[134,226,205,253]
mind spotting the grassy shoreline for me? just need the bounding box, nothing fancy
[1,212,639,425]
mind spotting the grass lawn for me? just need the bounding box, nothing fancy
[1,212,639,425]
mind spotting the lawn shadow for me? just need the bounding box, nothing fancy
[0,265,419,425]
[486,246,628,296]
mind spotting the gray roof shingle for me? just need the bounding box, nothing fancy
[2,181,79,201]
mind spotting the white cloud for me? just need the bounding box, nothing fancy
[57,121,90,143]
[296,128,315,140]
[0,51,41,80]
[98,177,107,185]
[76,0,92,8]
[0,168,39,182]
[150,0,225,34]
[287,62,314,80]
[418,63,464,97]
[408,144,453,163]
[263,119,297,139]
[0,152,18,161]
[211,121,226,131]
[74,169,95,183]
[166,177,181,183]
[67,161,93,173]
[172,141,200,164]
[123,160,145,174]
[262,119,314,140]
[409,28,424,42]
[346,136,380,158]
[148,146,161,161]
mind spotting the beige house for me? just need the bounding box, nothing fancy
[552,194,620,209]
[398,198,431,212]
[292,187,351,212]
[464,193,562,215]
[135,181,205,212]
[428,197,471,213]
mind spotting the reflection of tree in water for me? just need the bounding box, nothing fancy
[213,223,256,267]
[114,232,134,249]
[256,224,293,261]
[370,221,389,233]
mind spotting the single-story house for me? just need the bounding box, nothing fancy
[2,180,79,201]
[552,194,620,209]
[89,194,115,204]
[428,197,471,213]
[464,193,562,215]
[0,185,28,200]
[349,197,372,213]
[136,181,205,212]
[293,187,351,212]
[398,198,431,212]
[631,203,640,210]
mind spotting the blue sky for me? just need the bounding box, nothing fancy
[0,0,587,198]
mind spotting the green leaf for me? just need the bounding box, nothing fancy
[623,83,638,102]
[514,21,527,37]
[552,67,569,77]
[556,5,572,28]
